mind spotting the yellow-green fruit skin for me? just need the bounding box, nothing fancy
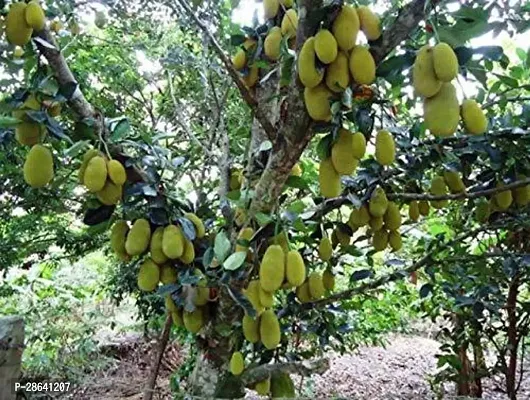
[110,220,129,259]
[150,227,168,264]
[514,176,530,207]
[298,38,324,88]
[23,144,53,188]
[296,281,311,303]
[25,1,46,31]
[229,352,245,376]
[304,84,332,121]
[424,83,459,137]
[242,314,260,343]
[349,205,370,228]
[235,227,254,253]
[443,171,466,193]
[373,230,389,251]
[432,42,458,82]
[335,228,351,246]
[96,181,122,205]
[243,64,259,88]
[259,245,285,292]
[107,159,126,185]
[430,176,449,209]
[349,46,376,85]
[6,3,33,46]
[160,264,178,284]
[78,149,100,184]
[389,230,402,251]
[137,259,160,292]
[318,237,333,261]
[413,46,442,98]
[260,310,281,350]
[357,6,381,41]
[83,156,107,192]
[384,202,401,231]
[264,27,282,61]
[461,99,488,135]
[232,48,246,70]
[419,200,430,216]
[245,280,264,315]
[352,132,366,159]
[332,5,360,51]
[16,122,43,146]
[314,29,338,64]
[281,9,298,38]
[171,310,183,327]
[332,129,358,175]
[125,219,151,256]
[258,285,274,308]
[409,201,420,222]
[369,216,384,231]
[375,130,395,166]
[308,272,325,299]
[322,269,335,291]
[165,294,178,312]
[263,0,279,19]
[319,158,341,198]
[325,52,349,92]
[494,183,513,210]
[183,308,204,334]
[286,250,306,287]
[271,371,296,398]
[255,379,271,395]
[369,187,388,218]
[184,212,206,238]
[180,240,195,264]
[475,200,491,223]
[162,225,185,259]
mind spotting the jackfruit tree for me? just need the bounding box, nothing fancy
[1,0,530,399]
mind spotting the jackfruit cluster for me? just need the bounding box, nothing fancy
[6,1,46,47]
[477,176,530,222]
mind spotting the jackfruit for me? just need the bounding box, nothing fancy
[322,269,335,291]
[389,230,402,251]
[13,46,24,58]
[296,281,311,303]
[255,379,271,395]
[494,183,512,210]
[369,187,388,217]
[6,3,33,46]
[280,0,293,7]
[258,285,274,308]
[335,228,351,246]
[475,200,490,223]
[194,271,210,306]
[419,200,430,216]
[243,64,259,88]
[264,0,279,19]
[125,219,151,256]
[230,352,245,376]
[304,84,332,121]
[78,149,100,184]
[15,122,44,146]
[264,27,282,61]
[110,220,129,259]
[23,144,53,188]
[384,202,401,231]
[25,1,45,31]
[318,237,333,261]
[369,215,384,231]
[162,225,185,259]
[232,48,246,70]
[373,230,389,251]
[150,227,168,264]
[172,310,184,327]
[137,259,160,291]
[235,227,254,253]
[325,52,349,92]
[514,176,530,207]
[432,42,458,82]
[332,129,358,175]
[412,46,442,98]
[349,205,370,228]
[165,294,178,312]
[409,201,420,221]
[319,158,341,198]
[160,264,178,284]
[242,314,260,343]
[352,131,366,159]
[424,82,459,137]
[443,170,466,193]
[83,156,107,192]
[96,181,122,205]
[290,163,303,177]
[461,99,488,135]
[184,212,206,238]
[48,103,61,117]
[281,9,298,38]
[332,5,360,51]
[314,29,338,64]
[271,371,295,398]
[183,308,204,333]
[375,130,395,166]
[357,6,381,41]
[286,250,306,287]
[50,20,62,33]
[298,37,324,88]
[245,280,264,315]
[259,245,285,292]
[234,207,247,227]
[308,272,325,299]
[260,309,281,350]
[107,159,126,185]
[430,176,449,209]
[349,46,376,85]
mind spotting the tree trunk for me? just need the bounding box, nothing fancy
[471,335,485,398]
[0,316,24,400]
[506,273,520,400]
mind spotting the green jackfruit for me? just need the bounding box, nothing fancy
[494,183,512,210]
[286,250,306,287]
[271,371,296,398]
[419,200,430,216]
[296,281,311,303]
[245,280,264,315]
[514,176,530,207]
[242,314,260,343]
[373,230,389,252]
[232,48,246,70]
[25,1,46,31]
[349,46,375,85]
[15,122,44,146]
[160,264,178,284]
[315,29,338,64]
[352,131,366,159]
[298,37,324,88]
[348,205,370,228]
[268,231,289,255]
[388,230,402,251]
[259,245,285,292]
[260,309,281,350]
[325,51,350,92]
[230,352,245,376]
[369,215,384,231]
[137,259,160,291]
[78,149,100,184]
[304,84,332,121]
[335,228,351,246]
[258,285,274,308]
[183,308,204,333]
[243,64,259,88]
[369,187,388,217]
[264,26,282,61]
[375,130,395,166]
[263,0,279,19]
[332,4,360,51]
[83,156,107,192]
[281,9,298,38]
[150,227,168,264]
[184,212,205,239]
[384,202,401,231]
[125,218,151,256]
[322,269,335,291]
[6,3,33,46]
[319,158,341,198]
[193,271,209,306]
[255,379,271,395]
[318,237,333,261]
[96,181,122,205]
[475,200,490,223]
[110,220,129,260]
[308,271,325,299]
[165,294,178,312]
[172,309,183,327]
[413,45,442,98]
[409,201,420,222]
[23,144,53,188]
[280,0,293,7]
[443,170,466,193]
[461,99,488,135]
[332,129,358,175]
[236,227,254,253]
[162,224,185,259]
[107,159,126,185]
[357,6,381,41]
[424,82,459,137]
[430,176,449,209]
[433,42,458,82]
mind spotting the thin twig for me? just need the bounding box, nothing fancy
[143,314,173,400]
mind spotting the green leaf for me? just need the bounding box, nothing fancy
[214,230,231,263]
[285,175,310,190]
[223,251,247,270]
[255,212,273,226]
[316,133,333,160]
[0,116,21,128]
[494,73,518,88]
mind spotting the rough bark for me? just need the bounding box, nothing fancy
[506,273,520,400]
[0,316,24,400]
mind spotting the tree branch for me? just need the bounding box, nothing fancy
[241,358,329,386]
[143,314,172,400]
